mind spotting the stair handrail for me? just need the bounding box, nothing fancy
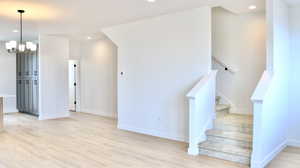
[212,56,238,73]
[186,70,217,155]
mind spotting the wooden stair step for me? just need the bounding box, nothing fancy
[200,141,252,158]
[199,147,251,165]
[216,104,230,112]
[207,135,252,148]
[214,121,253,134]
[206,129,252,143]
[199,141,251,165]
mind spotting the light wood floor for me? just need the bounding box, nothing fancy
[0,113,298,168]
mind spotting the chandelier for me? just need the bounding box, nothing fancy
[5,10,37,53]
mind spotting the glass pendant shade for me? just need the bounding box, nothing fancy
[31,43,37,51]
[5,10,37,54]
[26,42,37,51]
[18,44,25,52]
[5,42,12,50]
[5,41,17,52]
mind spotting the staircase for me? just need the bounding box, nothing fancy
[199,96,253,165]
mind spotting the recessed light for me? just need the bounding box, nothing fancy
[147,0,156,3]
[87,36,92,40]
[248,5,257,10]
[12,30,19,33]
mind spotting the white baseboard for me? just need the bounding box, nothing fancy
[118,123,188,142]
[251,139,287,168]
[80,109,117,119]
[287,139,300,147]
[39,113,70,120]
[3,108,18,114]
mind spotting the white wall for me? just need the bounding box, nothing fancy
[0,42,16,95]
[288,5,300,146]
[251,0,291,167]
[39,35,70,120]
[212,8,266,115]
[0,42,17,113]
[69,40,81,60]
[103,7,212,141]
[79,38,117,118]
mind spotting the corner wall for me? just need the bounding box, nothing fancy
[39,35,70,120]
[288,5,300,147]
[103,7,212,141]
[79,38,117,118]
[251,0,291,167]
[0,42,17,113]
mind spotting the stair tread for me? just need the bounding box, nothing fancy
[200,108,253,165]
[207,129,253,142]
[216,104,230,111]
[207,135,252,148]
[215,112,253,126]
[199,141,252,157]
[199,148,251,165]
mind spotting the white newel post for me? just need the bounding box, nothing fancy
[251,101,263,168]
[250,71,272,168]
[188,98,200,155]
[186,70,217,156]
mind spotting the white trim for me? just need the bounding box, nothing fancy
[39,113,70,120]
[188,117,213,155]
[118,123,188,142]
[80,109,118,119]
[3,108,18,114]
[251,140,287,168]
[287,139,300,147]
[186,70,217,98]
[251,71,273,102]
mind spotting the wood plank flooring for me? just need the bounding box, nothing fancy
[0,112,298,168]
[267,147,300,168]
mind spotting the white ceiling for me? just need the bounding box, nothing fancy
[0,0,265,41]
[286,0,300,5]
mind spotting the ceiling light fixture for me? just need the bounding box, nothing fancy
[248,5,257,10]
[87,36,92,40]
[12,30,19,33]
[5,10,37,54]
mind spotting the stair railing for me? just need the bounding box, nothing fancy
[186,70,218,155]
[213,56,237,73]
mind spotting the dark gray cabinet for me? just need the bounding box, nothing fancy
[17,50,39,116]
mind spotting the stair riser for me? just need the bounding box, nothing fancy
[207,135,252,148]
[216,109,229,114]
[206,130,253,143]
[199,142,251,157]
[199,149,250,165]
[214,123,253,134]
